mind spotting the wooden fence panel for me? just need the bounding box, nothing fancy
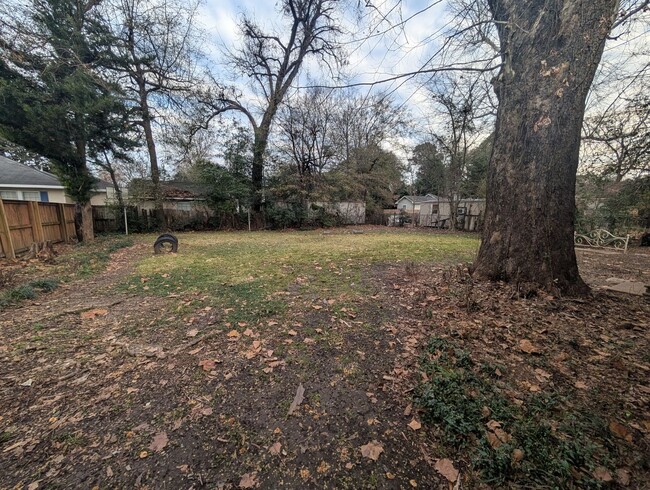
[0,198,81,258]
[39,202,64,243]
[0,198,11,258]
[4,200,35,254]
[63,204,76,240]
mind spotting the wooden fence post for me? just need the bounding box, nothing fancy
[0,198,16,259]
[28,201,45,243]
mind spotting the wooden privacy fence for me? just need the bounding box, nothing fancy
[0,198,76,259]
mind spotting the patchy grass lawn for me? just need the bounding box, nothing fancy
[0,228,648,489]
[125,230,479,326]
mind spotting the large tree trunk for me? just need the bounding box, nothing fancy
[251,129,268,212]
[251,111,275,212]
[474,0,618,295]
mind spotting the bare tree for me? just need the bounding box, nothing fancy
[275,87,337,200]
[204,0,344,211]
[582,94,650,181]
[102,0,203,225]
[426,74,490,230]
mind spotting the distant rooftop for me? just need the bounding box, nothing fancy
[0,155,63,187]
[128,179,209,199]
[396,194,440,204]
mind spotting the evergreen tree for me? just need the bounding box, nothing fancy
[0,0,136,240]
[462,133,493,198]
[411,142,446,196]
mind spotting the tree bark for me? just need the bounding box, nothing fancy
[251,129,268,212]
[474,0,618,295]
[251,110,276,212]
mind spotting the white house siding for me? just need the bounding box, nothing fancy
[395,197,421,213]
[419,199,485,230]
[310,201,366,224]
[0,187,71,204]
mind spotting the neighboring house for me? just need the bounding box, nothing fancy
[420,197,486,231]
[90,180,121,206]
[309,201,366,224]
[1,155,117,205]
[394,194,439,214]
[0,155,69,203]
[127,179,211,212]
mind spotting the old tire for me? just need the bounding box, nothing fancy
[154,234,178,254]
[157,233,178,243]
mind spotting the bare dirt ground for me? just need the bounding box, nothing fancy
[0,238,648,489]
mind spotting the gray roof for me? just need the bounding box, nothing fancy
[0,155,63,187]
[397,195,437,204]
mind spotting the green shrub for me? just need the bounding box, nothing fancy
[28,278,59,292]
[0,285,36,310]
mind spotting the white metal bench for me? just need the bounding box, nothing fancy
[574,229,630,253]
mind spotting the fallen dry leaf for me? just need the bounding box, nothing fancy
[288,383,305,415]
[239,472,258,488]
[269,442,282,456]
[386,472,395,480]
[227,330,241,339]
[81,308,108,320]
[616,468,630,486]
[518,339,540,354]
[593,466,613,482]
[434,458,459,483]
[198,359,216,371]
[408,419,421,431]
[186,329,198,337]
[149,432,168,452]
[609,421,633,442]
[574,381,588,389]
[512,448,524,463]
[287,329,298,336]
[487,428,512,449]
[317,461,330,474]
[360,440,384,461]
